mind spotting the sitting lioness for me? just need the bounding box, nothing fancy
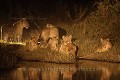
[96,38,112,53]
[40,24,59,43]
[59,35,77,55]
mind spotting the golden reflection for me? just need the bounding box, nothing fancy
[0,40,26,46]
[101,67,112,80]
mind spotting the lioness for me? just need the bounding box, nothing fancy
[96,38,112,53]
[40,24,59,43]
[59,35,77,55]
[2,18,29,42]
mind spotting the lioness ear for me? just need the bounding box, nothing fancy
[69,35,72,39]
[62,36,65,39]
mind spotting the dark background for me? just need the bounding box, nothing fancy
[0,0,95,22]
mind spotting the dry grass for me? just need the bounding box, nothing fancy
[0,43,75,69]
[0,43,18,69]
[17,46,75,63]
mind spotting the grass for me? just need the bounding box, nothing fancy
[0,43,18,69]
[17,46,75,63]
[0,43,75,68]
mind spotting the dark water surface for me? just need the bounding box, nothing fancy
[0,60,120,80]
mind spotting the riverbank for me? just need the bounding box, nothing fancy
[1,42,120,70]
[0,43,75,69]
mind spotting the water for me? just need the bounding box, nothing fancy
[0,60,120,80]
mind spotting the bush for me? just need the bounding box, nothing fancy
[61,0,120,55]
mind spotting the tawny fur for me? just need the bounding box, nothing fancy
[2,18,29,42]
[47,37,59,51]
[26,35,39,51]
[60,43,76,54]
[40,24,59,43]
[59,35,77,55]
[96,38,112,53]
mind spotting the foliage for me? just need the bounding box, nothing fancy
[56,0,120,55]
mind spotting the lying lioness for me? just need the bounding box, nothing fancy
[96,38,112,53]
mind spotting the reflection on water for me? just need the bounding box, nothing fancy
[101,68,111,80]
[0,68,75,80]
[0,68,114,80]
[0,60,120,80]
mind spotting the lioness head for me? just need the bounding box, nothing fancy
[96,38,112,53]
[62,35,72,45]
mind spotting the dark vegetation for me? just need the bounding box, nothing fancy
[0,0,120,68]
[0,43,18,69]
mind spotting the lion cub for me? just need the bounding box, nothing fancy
[96,38,112,53]
[26,35,39,51]
[59,35,77,55]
